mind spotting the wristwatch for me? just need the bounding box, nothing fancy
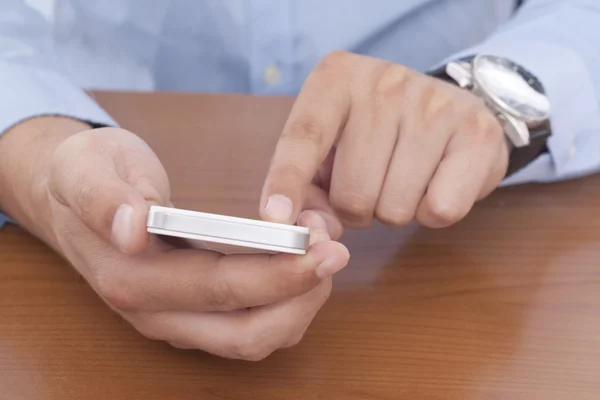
[428,54,552,177]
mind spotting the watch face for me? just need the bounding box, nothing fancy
[473,55,550,123]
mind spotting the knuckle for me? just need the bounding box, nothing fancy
[269,159,313,187]
[73,179,99,220]
[283,117,324,149]
[94,269,138,312]
[263,259,318,302]
[376,206,414,226]
[465,108,502,141]
[230,314,301,361]
[132,317,165,342]
[424,89,454,120]
[374,63,411,101]
[278,268,318,296]
[231,331,274,362]
[332,193,375,220]
[284,330,306,349]
[201,277,239,311]
[318,50,352,72]
[293,255,324,281]
[424,197,467,227]
[376,191,418,226]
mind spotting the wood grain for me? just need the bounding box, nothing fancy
[2,91,600,399]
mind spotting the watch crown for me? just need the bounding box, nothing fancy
[445,62,473,88]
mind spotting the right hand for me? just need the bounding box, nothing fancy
[0,118,350,360]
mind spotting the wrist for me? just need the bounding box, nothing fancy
[0,117,92,243]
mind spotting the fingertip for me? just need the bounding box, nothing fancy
[307,241,350,279]
[298,211,331,246]
[262,194,294,223]
[111,204,134,251]
[329,241,351,264]
[298,210,327,230]
[131,201,153,254]
[316,211,344,241]
[112,200,151,255]
[298,210,343,242]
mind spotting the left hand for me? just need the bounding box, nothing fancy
[260,51,510,229]
[0,119,350,361]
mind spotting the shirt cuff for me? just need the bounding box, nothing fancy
[0,63,118,228]
[0,62,117,135]
[438,39,600,185]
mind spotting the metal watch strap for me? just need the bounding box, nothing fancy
[427,57,551,177]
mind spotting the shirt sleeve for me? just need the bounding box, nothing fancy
[443,0,600,186]
[0,0,117,227]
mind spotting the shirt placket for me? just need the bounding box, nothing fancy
[246,0,294,94]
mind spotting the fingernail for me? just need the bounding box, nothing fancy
[264,195,293,221]
[316,256,345,279]
[112,204,134,251]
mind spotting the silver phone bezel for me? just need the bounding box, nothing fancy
[146,206,309,254]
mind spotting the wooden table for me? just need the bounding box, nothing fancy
[2,92,600,400]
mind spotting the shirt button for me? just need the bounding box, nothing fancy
[569,142,577,159]
[264,64,282,86]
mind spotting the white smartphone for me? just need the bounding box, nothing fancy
[146,205,310,255]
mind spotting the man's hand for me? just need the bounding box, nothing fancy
[260,51,509,229]
[0,118,349,360]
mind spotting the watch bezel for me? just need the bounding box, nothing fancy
[429,55,553,177]
[472,54,550,125]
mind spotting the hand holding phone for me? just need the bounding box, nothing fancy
[35,125,349,360]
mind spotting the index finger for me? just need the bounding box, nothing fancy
[260,51,352,225]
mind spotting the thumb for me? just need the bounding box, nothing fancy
[51,169,157,255]
[105,182,156,255]
[48,130,170,254]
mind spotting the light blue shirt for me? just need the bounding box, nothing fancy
[1,0,600,227]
